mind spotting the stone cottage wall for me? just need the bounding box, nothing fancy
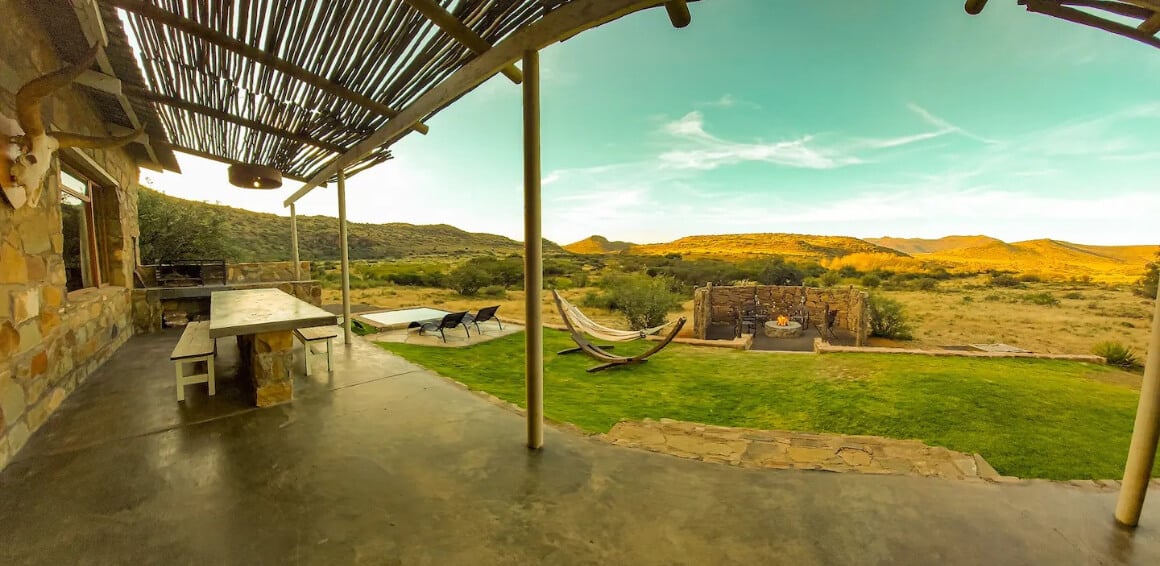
[693,284,869,345]
[0,10,140,470]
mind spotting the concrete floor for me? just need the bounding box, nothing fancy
[1,331,1159,565]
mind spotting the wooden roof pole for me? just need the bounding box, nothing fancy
[401,0,523,84]
[522,48,543,450]
[1140,12,1160,35]
[665,1,692,27]
[121,84,347,154]
[108,0,429,135]
[284,0,687,207]
[1024,0,1160,48]
[148,142,317,183]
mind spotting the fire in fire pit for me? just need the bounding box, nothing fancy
[776,315,789,326]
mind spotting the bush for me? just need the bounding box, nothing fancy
[860,275,881,289]
[1093,341,1138,368]
[961,295,974,304]
[1019,274,1042,283]
[1138,253,1159,298]
[820,270,842,287]
[1021,292,1060,307]
[989,274,1022,288]
[595,273,683,330]
[867,295,913,340]
[479,285,507,299]
[1062,292,1084,300]
[912,278,939,292]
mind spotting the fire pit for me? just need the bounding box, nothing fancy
[764,317,802,338]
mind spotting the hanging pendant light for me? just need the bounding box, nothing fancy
[228,163,282,189]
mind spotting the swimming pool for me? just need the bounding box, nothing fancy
[359,307,451,330]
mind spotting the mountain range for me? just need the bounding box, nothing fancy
[565,233,1158,281]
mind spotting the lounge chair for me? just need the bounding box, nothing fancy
[464,305,503,334]
[410,311,471,342]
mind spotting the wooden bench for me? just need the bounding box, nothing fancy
[170,320,216,402]
[294,326,338,376]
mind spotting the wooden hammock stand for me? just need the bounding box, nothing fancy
[552,291,686,372]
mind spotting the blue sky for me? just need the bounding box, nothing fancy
[145,1,1160,246]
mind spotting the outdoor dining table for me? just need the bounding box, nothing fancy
[209,288,337,406]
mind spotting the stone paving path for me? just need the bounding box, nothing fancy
[603,418,1005,480]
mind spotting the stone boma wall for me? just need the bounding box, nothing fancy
[693,284,869,345]
[1,15,140,469]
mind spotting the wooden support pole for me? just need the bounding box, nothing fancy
[109,0,428,134]
[337,170,353,346]
[665,1,692,28]
[523,49,544,450]
[402,0,523,83]
[290,203,301,281]
[1115,283,1160,527]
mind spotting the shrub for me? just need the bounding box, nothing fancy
[448,264,491,296]
[1138,253,1159,298]
[989,274,1022,288]
[1018,274,1042,283]
[867,295,913,340]
[1120,321,1136,329]
[581,289,613,310]
[1093,341,1138,368]
[597,273,683,330]
[837,265,861,278]
[860,275,881,289]
[1021,292,1060,307]
[1062,292,1084,300]
[912,278,939,292]
[820,270,842,287]
[479,285,507,299]
[961,295,974,304]
[548,276,574,290]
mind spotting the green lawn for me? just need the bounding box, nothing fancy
[378,331,1156,480]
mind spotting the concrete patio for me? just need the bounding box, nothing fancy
[0,331,1157,565]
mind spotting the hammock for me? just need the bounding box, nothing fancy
[552,290,687,372]
[554,292,674,342]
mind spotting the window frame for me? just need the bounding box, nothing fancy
[59,169,104,290]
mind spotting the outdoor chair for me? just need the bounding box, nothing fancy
[413,311,471,343]
[464,305,503,334]
[817,306,839,342]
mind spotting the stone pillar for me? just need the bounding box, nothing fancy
[240,330,294,407]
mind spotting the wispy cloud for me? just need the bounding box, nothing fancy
[657,109,960,171]
[698,93,761,109]
[907,103,1000,145]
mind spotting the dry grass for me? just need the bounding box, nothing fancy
[326,280,1152,357]
[878,282,1153,358]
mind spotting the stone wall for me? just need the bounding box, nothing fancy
[227,262,310,284]
[692,284,869,345]
[1,6,141,470]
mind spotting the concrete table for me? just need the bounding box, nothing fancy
[210,288,337,406]
[764,320,802,338]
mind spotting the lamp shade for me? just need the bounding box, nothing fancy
[228,163,283,189]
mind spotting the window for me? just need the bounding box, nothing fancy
[60,170,103,291]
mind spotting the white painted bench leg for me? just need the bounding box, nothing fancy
[207,355,216,396]
[175,361,185,402]
[302,335,312,377]
[326,338,334,373]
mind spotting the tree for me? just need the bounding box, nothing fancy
[1139,253,1159,299]
[137,187,234,263]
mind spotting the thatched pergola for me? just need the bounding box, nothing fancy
[62,0,1159,527]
